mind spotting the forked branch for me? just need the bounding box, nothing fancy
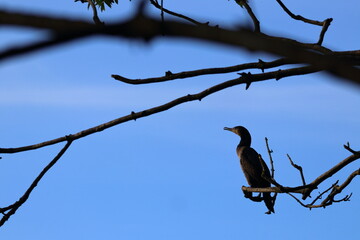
[0,138,73,226]
[275,0,333,45]
[242,144,360,210]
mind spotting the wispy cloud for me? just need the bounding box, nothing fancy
[1,80,359,122]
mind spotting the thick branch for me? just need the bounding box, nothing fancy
[0,10,359,83]
[302,169,359,209]
[302,149,360,199]
[242,168,360,209]
[0,34,85,61]
[242,185,313,194]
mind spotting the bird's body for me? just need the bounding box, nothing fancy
[224,126,275,214]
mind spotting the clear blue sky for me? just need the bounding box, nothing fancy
[1,1,359,239]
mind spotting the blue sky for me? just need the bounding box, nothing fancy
[1,0,360,239]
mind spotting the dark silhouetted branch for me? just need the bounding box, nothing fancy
[241,1,260,32]
[86,0,105,25]
[276,0,325,26]
[0,34,86,61]
[112,58,295,84]
[302,145,360,200]
[317,18,332,45]
[0,138,73,226]
[149,0,204,26]
[275,0,333,45]
[242,145,360,209]
[265,137,275,178]
[0,65,319,154]
[287,154,306,186]
[0,10,359,83]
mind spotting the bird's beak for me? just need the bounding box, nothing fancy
[224,127,233,132]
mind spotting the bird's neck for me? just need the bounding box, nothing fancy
[239,135,251,147]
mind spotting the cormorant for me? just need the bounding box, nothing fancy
[224,126,275,214]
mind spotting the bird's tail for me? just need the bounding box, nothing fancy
[263,192,275,214]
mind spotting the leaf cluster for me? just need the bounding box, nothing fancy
[74,0,119,11]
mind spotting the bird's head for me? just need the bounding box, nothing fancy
[224,126,252,146]
[223,126,249,136]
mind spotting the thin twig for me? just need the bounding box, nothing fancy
[276,0,324,25]
[275,0,332,45]
[86,0,104,25]
[258,154,283,212]
[149,0,204,25]
[287,154,306,186]
[160,0,164,23]
[333,193,352,203]
[265,137,275,178]
[344,142,359,154]
[317,18,333,45]
[242,1,260,32]
[320,169,360,205]
[0,138,73,226]
[286,192,308,207]
[308,181,339,206]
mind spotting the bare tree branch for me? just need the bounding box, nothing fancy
[149,0,205,26]
[0,2,359,223]
[0,65,319,154]
[287,154,306,186]
[0,10,359,83]
[275,0,333,45]
[344,142,359,154]
[111,58,295,84]
[0,138,73,226]
[302,146,360,200]
[265,137,275,178]
[242,147,360,209]
[308,181,339,206]
[240,1,260,32]
[0,34,85,61]
[275,0,328,26]
[86,0,105,25]
[317,18,333,45]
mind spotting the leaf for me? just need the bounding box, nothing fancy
[75,0,119,11]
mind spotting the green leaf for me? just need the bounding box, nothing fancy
[75,0,119,12]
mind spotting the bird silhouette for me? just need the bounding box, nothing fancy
[224,126,275,214]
